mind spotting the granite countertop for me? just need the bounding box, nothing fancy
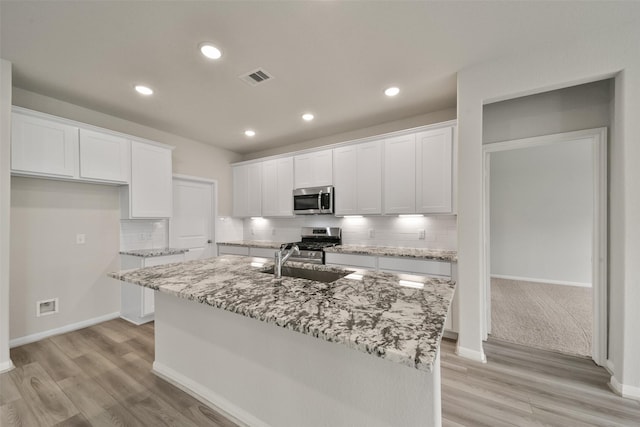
[324,245,457,262]
[109,255,455,373]
[119,248,189,257]
[217,240,286,249]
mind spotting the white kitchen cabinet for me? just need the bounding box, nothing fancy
[249,247,277,258]
[218,244,250,256]
[384,134,416,214]
[377,256,452,277]
[334,140,382,215]
[120,253,185,324]
[233,162,262,217]
[11,110,79,178]
[324,252,377,269]
[122,141,173,218]
[294,149,333,188]
[262,157,294,217]
[416,127,453,213]
[79,129,130,183]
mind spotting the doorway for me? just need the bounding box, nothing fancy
[482,128,607,364]
[170,174,217,261]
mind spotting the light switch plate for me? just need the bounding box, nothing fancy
[76,234,86,244]
[418,229,426,240]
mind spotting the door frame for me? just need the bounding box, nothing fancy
[482,128,608,365]
[170,174,218,258]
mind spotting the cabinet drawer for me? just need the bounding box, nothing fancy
[143,254,185,267]
[249,247,277,258]
[218,245,250,256]
[378,257,451,277]
[324,253,376,269]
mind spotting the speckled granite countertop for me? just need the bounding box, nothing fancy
[109,255,455,373]
[217,240,285,249]
[119,248,189,257]
[325,245,457,262]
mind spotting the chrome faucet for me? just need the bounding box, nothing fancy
[274,243,300,278]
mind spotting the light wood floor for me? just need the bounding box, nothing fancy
[1,319,639,427]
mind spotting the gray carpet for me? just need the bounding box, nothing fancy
[490,278,592,357]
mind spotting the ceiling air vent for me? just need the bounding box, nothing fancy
[239,68,273,86]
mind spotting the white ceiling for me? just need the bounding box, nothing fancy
[2,1,639,155]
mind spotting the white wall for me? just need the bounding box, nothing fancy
[10,177,121,341]
[241,216,457,250]
[242,108,456,161]
[483,80,612,144]
[456,22,640,396]
[12,88,242,216]
[490,140,593,286]
[0,59,13,371]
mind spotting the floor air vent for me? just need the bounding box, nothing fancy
[239,68,273,86]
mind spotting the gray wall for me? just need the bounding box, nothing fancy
[490,140,594,285]
[10,177,121,340]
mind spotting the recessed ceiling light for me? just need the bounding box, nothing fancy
[134,85,153,96]
[302,113,314,121]
[199,43,222,60]
[384,86,400,97]
[245,130,256,137]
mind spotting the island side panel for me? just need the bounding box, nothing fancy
[153,292,441,427]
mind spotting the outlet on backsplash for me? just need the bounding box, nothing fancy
[418,229,426,240]
[368,229,375,239]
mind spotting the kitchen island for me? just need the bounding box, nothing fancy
[110,255,455,427]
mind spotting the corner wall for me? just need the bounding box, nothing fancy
[456,22,640,397]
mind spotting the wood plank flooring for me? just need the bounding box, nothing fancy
[2,318,639,426]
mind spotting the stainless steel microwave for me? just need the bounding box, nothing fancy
[293,186,334,215]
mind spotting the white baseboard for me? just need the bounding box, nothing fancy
[9,311,120,348]
[0,359,15,373]
[152,361,264,427]
[610,374,640,401]
[490,274,591,288]
[455,344,487,363]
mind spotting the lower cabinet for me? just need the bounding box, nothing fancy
[120,253,185,324]
[217,244,277,259]
[325,252,458,333]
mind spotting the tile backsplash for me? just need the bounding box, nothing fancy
[242,215,457,250]
[120,219,169,251]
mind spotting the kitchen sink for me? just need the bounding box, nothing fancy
[261,266,349,283]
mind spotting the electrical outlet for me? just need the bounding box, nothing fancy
[271,228,276,236]
[368,229,375,239]
[251,228,255,236]
[418,229,426,240]
[139,233,146,241]
[76,234,86,244]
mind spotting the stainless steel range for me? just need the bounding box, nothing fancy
[285,227,342,264]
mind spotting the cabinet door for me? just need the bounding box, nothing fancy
[275,157,294,216]
[312,149,333,186]
[356,140,382,214]
[261,160,278,216]
[333,145,357,215]
[11,112,78,178]
[384,134,416,214]
[233,164,249,217]
[416,127,453,213]
[130,141,172,218]
[294,149,333,188]
[79,129,130,183]
[247,162,262,217]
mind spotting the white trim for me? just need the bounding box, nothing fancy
[490,274,591,288]
[232,119,458,166]
[172,173,218,185]
[609,375,640,401]
[605,359,615,375]
[9,311,120,348]
[0,360,14,373]
[153,361,260,427]
[455,344,487,363]
[482,127,608,366]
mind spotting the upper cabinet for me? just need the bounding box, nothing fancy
[79,129,130,183]
[233,162,262,218]
[384,126,453,214]
[294,149,332,188]
[122,141,173,218]
[334,140,382,215]
[11,111,78,178]
[262,157,294,217]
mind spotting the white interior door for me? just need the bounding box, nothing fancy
[171,177,214,260]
